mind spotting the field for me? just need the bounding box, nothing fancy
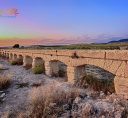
[22,42,128,50]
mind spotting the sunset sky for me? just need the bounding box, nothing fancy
[0,0,128,46]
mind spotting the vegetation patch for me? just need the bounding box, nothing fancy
[27,85,80,118]
[31,83,42,88]
[0,76,11,89]
[71,52,79,58]
[16,82,29,89]
[75,74,115,94]
[10,59,23,66]
[10,61,18,65]
[32,65,45,74]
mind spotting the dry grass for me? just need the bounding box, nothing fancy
[0,76,11,89]
[27,84,80,118]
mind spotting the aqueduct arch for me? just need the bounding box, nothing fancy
[17,55,23,65]
[14,54,18,61]
[1,49,128,99]
[6,53,9,58]
[49,60,67,79]
[23,56,33,69]
[10,53,13,60]
[32,57,45,73]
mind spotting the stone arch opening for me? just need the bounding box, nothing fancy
[10,53,13,60]
[17,55,23,65]
[2,52,6,58]
[6,53,9,58]
[14,54,17,61]
[32,57,45,74]
[50,60,67,79]
[23,56,33,69]
[75,64,116,94]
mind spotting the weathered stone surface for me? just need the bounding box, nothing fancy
[114,76,128,99]
[106,50,128,61]
[76,50,106,59]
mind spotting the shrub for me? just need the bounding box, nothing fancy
[28,85,80,118]
[75,74,115,94]
[71,52,79,59]
[10,61,18,65]
[32,65,45,74]
[0,76,11,89]
[10,59,23,66]
[16,82,29,89]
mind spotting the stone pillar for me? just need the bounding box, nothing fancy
[32,58,36,69]
[67,66,77,83]
[23,56,27,66]
[6,54,9,59]
[45,61,51,76]
[13,55,17,62]
[114,76,128,99]
[9,54,13,61]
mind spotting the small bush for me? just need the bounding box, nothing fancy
[16,82,29,89]
[32,65,45,74]
[75,74,115,94]
[28,85,80,118]
[31,83,42,88]
[10,59,23,66]
[71,52,79,59]
[10,61,18,65]
[0,76,11,89]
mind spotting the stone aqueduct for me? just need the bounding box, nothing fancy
[0,49,128,98]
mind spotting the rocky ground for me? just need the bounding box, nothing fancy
[0,59,128,118]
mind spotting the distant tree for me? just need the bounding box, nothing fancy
[13,44,20,48]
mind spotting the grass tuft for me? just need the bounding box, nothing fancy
[32,65,45,74]
[0,76,11,89]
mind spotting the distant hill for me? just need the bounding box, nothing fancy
[108,39,128,43]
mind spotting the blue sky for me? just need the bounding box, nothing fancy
[0,0,128,46]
